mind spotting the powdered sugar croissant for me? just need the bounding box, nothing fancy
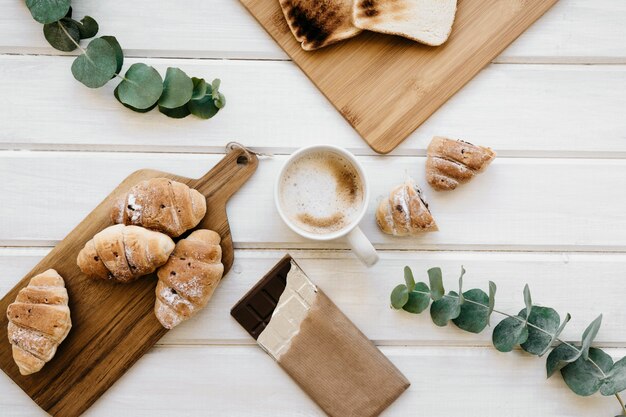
[426,137,496,191]
[155,229,224,329]
[376,178,437,236]
[112,178,207,237]
[7,269,71,375]
[77,224,175,283]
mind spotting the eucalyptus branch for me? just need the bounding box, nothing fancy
[391,266,626,416]
[26,1,225,119]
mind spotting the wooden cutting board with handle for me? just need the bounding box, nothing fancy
[0,146,258,417]
[240,0,559,154]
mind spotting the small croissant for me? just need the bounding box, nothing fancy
[77,224,175,283]
[7,269,71,375]
[376,178,437,236]
[111,178,207,237]
[426,136,496,191]
[155,229,224,329]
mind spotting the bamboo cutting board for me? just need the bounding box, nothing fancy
[0,147,258,417]
[240,0,559,154]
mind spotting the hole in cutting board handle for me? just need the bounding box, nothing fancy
[236,155,249,165]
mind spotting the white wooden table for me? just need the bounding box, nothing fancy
[1,1,625,416]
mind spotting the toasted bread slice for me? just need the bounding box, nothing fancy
[353,0,457,46]
[279,0,362,51]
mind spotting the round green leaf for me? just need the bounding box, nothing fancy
[159,105,191,119]
[428,267,444,301]
[546,343,581,377]
[114,86,156,113]
[101,36,123,74]
[492,316,528,352]
[159,67,193,109]
[404,266,416,292]
[561,347,613,396]
[214,92,226,109]
[188,94,220,119]
[43,19,79,52]
[430,291,461,327]
[26,0,70,24]
[116,63,163,110]
[601,356,626,396]
[453,288,490,334]
[390,284,409,309]
[519,306,560,356]
[402,282,430,314]
[77,16,99,39]
[71,38,117,88]
[191,77,208,100]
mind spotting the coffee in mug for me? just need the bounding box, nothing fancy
[278,150,364,235]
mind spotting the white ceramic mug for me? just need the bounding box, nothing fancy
[275,145,379,267]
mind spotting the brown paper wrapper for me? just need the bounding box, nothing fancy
[278,289,410,417]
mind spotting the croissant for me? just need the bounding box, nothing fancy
[155,229,224,329]
[426,136,496,191]
[111,178,207,237]
[6,269,71,375]
[77,224,175,283]
[376,178,438,236]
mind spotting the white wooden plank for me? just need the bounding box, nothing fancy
[1,248,625,345]
[0,345,622,416]
[0,56,624,155]
[1,152,626,250]
[1,0,625,62]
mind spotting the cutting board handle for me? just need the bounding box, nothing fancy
[193,145,259,202]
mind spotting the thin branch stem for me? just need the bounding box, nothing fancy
[412,289,626,414]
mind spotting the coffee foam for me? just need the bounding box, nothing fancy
[279,151,364,235]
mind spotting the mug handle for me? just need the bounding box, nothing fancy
[346,226,379,267]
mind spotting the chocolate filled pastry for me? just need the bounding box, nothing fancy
[77,224,175,283]
[376,178,437,236]
[155,230,224,329]
[111,178,207,237]
[426,136,496,191]
[6,269,71,375]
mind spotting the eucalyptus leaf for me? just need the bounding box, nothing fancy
[402,282,430,314]
[211,78,221,95]
[114,86,156,113]
[539,313,571,356]
[561,347,613,396]
[492,316,528,352]
[191,77,208,100]
[26,0,71,24]
[547,343,581,378]
[581,315,603,361]
[457,266,465,304]
[101,36,123,74]
[601,356,626,396]
[188,94,219,119]
[214,92,226,109]
[487,281,496,325]
[430,291,462,327]
[428,267,444,301]
[71,37,117,88]
[404,266,416,292]
[523,284,532,323]
[43,18,79,52]
[519,306,560,356]
[159,104,191,119]
[453,288,490,333]
[159,67,193,109]
[76,16,99,39]
[116,63,163,109]
[390,284,409,309]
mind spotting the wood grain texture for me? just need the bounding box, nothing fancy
[0,147,258,417]
[239,0,559,153]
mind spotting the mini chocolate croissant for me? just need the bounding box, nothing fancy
[376,178,437,236]
[111,178,207,237]
[426,137,496,191]
[77,224,175,283]
[7,269,71,375]
[155,229,224,329]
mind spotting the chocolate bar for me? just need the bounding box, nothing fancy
[230,255,291,340]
